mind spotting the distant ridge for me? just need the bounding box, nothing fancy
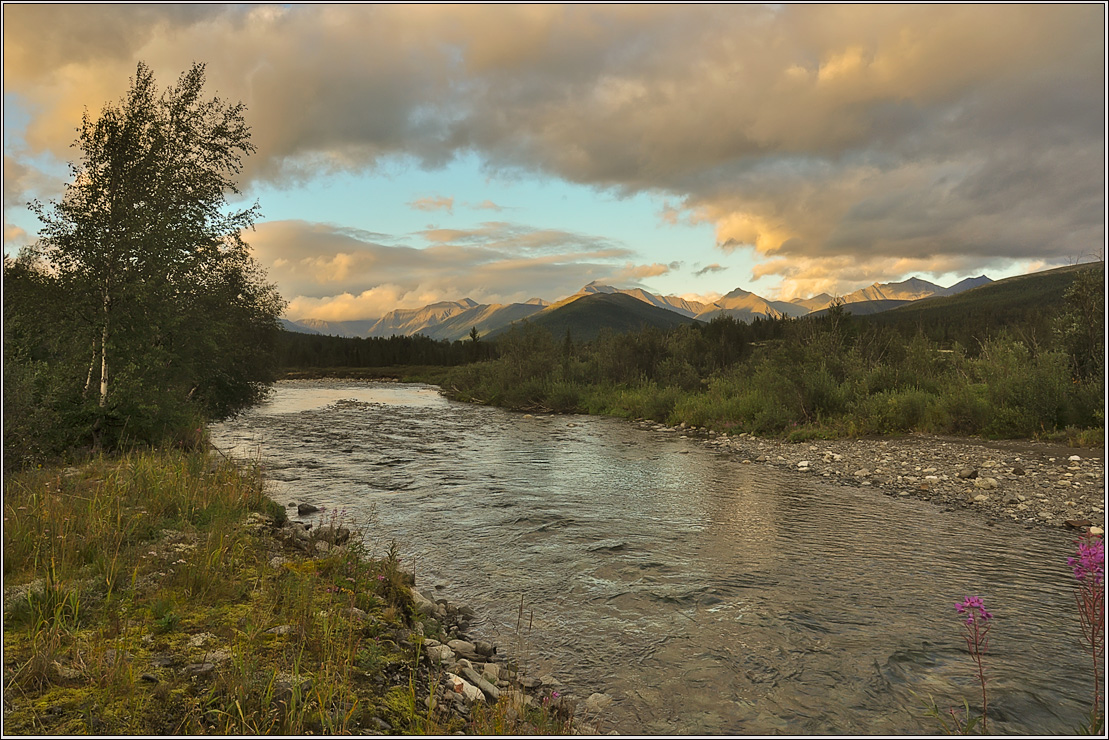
[280,273,1003,338]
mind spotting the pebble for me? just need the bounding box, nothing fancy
[676,427,1104,530]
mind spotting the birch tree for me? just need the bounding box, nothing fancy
[23,61,282,448]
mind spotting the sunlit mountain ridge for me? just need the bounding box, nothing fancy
[284,275,994,340]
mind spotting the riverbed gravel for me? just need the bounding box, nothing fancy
[637,421,1105,532]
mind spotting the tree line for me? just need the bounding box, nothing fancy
[441,267,1104,442]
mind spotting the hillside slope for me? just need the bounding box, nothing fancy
[488,291,698,342]
[863,262,1100,342]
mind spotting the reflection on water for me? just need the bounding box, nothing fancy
[211,380,1093,735]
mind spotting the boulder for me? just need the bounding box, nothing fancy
[957,468,978,479]
[297,503,320,516]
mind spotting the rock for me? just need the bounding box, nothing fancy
[273,676,314,707]
[410,588,438,617]
[460,665,501,701]
[297,503,320,516]
[447,639,480,661]
[1064,519,1094,530]
[1069,455,1082,462]
[973,477,999,490]
[445,672,485,704]
[140,672,159,683]
[425,644,455,664]
[1012,466,1026,476]
[583,692,614,715]
[185,662,215,677]
[314,525,351,546]
[482,662,500,684]
[957,468,978,479]
[473,640,495,658]
[797,460,810,468]
[539,673,563,688]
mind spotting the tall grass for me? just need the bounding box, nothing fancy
[4,448,579,735]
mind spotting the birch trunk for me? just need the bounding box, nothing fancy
[99,290,110,408]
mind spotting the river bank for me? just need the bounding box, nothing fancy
[1,449,601,735]
[627,421,1104,531]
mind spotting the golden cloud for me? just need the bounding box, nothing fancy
[4,4,1102,292]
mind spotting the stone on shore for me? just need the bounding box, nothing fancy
[445,672,485,704]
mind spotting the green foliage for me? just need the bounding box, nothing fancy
[6,62,283,468]
[438,276,1103,442]
[1055,263,1105,407]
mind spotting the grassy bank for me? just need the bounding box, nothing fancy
[2,449,573,735]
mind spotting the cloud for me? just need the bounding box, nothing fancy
[3,4,1102,296]
[417,221,628,255]
[469,199,508,212]
[4,224,30,249]
[251,219,648,320]
[694,263,727,277]
[408,195,454,213]
[615,262,674,280]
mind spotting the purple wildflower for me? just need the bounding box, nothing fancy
[1068,537,1104,586]
[953,594,993,732]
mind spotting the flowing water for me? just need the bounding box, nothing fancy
[210,380,1096,735]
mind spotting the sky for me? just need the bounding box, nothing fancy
[3,4,1105,321]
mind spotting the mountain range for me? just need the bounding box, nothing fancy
[281,275,994,341]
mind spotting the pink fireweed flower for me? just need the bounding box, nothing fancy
[955,596,994,625]
[954,595,993,733]
[1068,537,1104,585]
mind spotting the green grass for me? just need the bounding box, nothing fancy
[3,449,579,735]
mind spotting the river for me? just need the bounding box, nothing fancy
[209,380,1097,735]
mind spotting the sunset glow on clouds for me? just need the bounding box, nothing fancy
[3,4,1103,320]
